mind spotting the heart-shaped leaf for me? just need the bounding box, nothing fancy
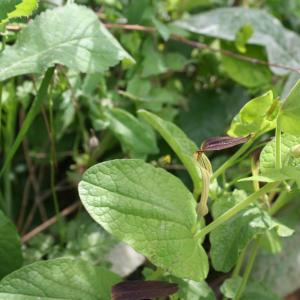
[0,4,133,81]
[79,159,208,281]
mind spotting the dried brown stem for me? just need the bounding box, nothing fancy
[22,202,81,243]
[105,23,300,74]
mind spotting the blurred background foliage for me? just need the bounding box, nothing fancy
[2,0,300,298]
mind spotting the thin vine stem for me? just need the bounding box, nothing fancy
[275,118,282,169]
[234,238,261,300]
[0,67,55,178]
[195,182,277,239]
[48,81,65,242]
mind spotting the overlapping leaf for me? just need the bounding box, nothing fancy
[79,159,209,281]
[175,7,300,75]
[0,4,133,81]
[138,110,202,197]
[105,108,158,158]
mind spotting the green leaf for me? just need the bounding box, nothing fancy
[222,42,272,88]
[78,159,209,281]
[138,109,202,197]
[227,91,278,137]
[0,0,21,22]
[105,108,158,158]
[260,133,300,175]
[279,80,300,136]
[175,7,300,75]
[1,0,38,25]
[235,23,253,53]
[0,258,120,300]
[0,4,133,81]
[210,190,288,272]
[253,223,300,296]
[0,210,22,279]
[220,277,281,300]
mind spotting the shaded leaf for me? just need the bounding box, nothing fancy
[175,7,300,75]
[105,108,158,158]
[0,210,22,279]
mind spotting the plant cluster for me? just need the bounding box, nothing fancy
[1,0,300,299]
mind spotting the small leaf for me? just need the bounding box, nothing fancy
[138,109,202,197]
[0,210,22,279]
[111,280,178,300]
[0,4,133,81]
[105,108,158,158]
[0,258,120,300]
[235,23,253,53]
[280,79,300,136]
[79,159,209,281]
[227,91,278,137]
[1,0,38,25]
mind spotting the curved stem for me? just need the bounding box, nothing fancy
[195,182,277,239]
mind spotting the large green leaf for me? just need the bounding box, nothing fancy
[0,0,38,24]
[279,80,300,136]
[138,109,202,197]
[0,4,133,81]
[227,91,278,137]
[79,159,209,281]
[175,7,300,75]
[0,210,22,279]
[0,258,120,300]
[105,108,158,158]
[260,133,300,175]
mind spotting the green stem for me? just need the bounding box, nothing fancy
[270,189,297,215]
[232,247,247,277]
[195,182,277,239]
[211,136,256,181]
[275,118,282,169]
[48,84,65,243]
[0,67,55,178]
[234,238,260,300]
